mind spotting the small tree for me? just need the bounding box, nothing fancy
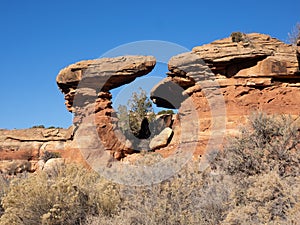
[117,88,154,138]
[288,22,300,45]
[128,88,154,120]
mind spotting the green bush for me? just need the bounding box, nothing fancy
[231,31,244,42]
[157,109,174,115]
[31,125,45,129]
[117,88,155,138]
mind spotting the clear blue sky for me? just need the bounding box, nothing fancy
[0,0,299,129]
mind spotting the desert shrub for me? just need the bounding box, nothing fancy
[83,160,231,225]
[286,177,300,224]
[157,109,174,115]
[217,113,300,178]
[231,32,244,42]
[214,112,300,224]
[0,164,120,225]
[31,125,45,128]
[2,113,299,224]
[0,176,9,217]
[41,151,61,162]
[224,171,299,224]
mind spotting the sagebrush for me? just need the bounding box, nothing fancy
[0,113,299,225]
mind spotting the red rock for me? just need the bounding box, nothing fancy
[57,55,156,161]
[151,33,300,158]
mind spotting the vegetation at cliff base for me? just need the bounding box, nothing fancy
[0,113,299,224]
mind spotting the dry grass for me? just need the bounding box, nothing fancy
[0,164,120,225]
[0,113,299,225]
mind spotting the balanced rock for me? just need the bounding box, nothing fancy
[57,55,156,160]
[57,56,156,112]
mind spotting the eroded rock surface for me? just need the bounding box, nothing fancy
[193,33,300,78]
[57,55,156,160]
[1,33,299,174]
[0,127,80,174]
[57,56,156,112]
[151,33,300,157]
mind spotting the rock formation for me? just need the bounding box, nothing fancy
[149,127,174,150]
[151,33,300,156]
[0,127,77,174]
[1,33,299,174]
[56,55,156,160]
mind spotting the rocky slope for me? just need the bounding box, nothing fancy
[0,33,299,174]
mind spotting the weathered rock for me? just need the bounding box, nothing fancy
[0,127,74,161]
[57,55,156,160]
[0,126,83,174]
[0,127,73,142]
[35,160,45,172]
[193,33,300,78]
[0,160,32,175]
[153,114,173,135]
[57,55,156,112]
[1,33,299,172]
[149,127,173,150]
[151,77,188,109]
[151,33,300,157]
[43,158,65,174]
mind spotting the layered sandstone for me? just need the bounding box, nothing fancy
[56,55,156,160]
[1,33,299,174]
[0,127,81,174]
[151,33,300,157]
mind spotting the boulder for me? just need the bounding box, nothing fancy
[43,158,65,174]
[149,127,173,150]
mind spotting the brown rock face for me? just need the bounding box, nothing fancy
[57,56,156,112]
[57,55,156,160]
[0,127,81,174]
[151,33,300,157]
[1,33,299,175]
[193,33,300,78]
